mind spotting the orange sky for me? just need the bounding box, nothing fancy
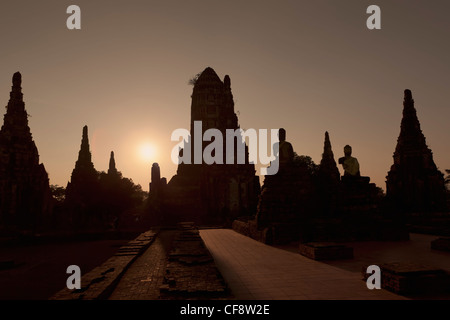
[0,0,449,191]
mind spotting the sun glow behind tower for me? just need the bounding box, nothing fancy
[139,142,157,163]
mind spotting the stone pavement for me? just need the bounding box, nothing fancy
[159,225,228,299]
[108,231,175,300]
[200,229,406,300]
[51,230,156,300]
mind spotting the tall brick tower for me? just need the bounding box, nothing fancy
[386,89,447,213]
[65,125,100,228]
[317,131,340,216]
[190,68,238,139]
[164,67,259,225]
[108,151,119,176]
[0,72,51,232]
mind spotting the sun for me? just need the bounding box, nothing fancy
[139,143,156,162]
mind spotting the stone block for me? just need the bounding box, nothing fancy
[431,238,450,252]
[363,262,450,295]
[299,242,353,260]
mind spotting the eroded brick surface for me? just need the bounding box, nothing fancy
[51,230,156,300]
[160,224,229,299]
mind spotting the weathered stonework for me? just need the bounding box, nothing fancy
[386,89,447,213]
[160,222,228,299]
[317,131,340,216]
[255,164,316,243]
[147,162,166,225]
[51,230,157,300]
[149,162,163,195]
[0,72,52,233]
[234,130,408,244]
[65,126,101,229]
[248,130,317,244]
[107,151,119,177]
[163,68,259,226]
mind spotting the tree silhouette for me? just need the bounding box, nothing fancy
[50,184,66,203]
[98,171,146,229]
[293,153,319,175]
[188,72,202,86]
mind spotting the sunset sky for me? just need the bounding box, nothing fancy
[0,0,449,191]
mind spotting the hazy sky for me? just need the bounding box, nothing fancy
[0,0,449,191]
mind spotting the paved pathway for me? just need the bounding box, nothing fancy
[108,231,176,300]
[200,229,405,300]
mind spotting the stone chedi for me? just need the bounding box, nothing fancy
[164,67,259,225]
[66,126,98,189]
[147,162,167,226]
[0,72,52,232]
[254,128,316,243]
[317,131,340,216]
[386,90,447,213]
[150,163,163,194]
[107,151,119,177]
[65,125,101,228]
[237,129,401,244]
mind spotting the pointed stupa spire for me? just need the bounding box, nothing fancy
[77,125,92,164]
[0,72,51,228]
[395,89,428,155]
[11,72,23,101]
[319,131,340,180]
[386,89,447,212]
[322,132,333,159]
[72,125,96,175]
[108,151,118,176]
[316,131,340,216]
[2,71,29,132]
[1,71,33,143]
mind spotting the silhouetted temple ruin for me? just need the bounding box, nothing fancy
[0,72,52,233]
[150,163,164,194]
[254,129,317,243]
[107,151,119,177]
[162,67,259,225]
[317,131,340,216]
[234,128,408,244]
[65,125,101,229]
[386,90,447,213]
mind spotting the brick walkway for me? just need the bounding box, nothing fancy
[108,231,176,300]
[200,229,406,300]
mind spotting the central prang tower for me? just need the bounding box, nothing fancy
[190,67,238,136]
[164,67,259,226]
